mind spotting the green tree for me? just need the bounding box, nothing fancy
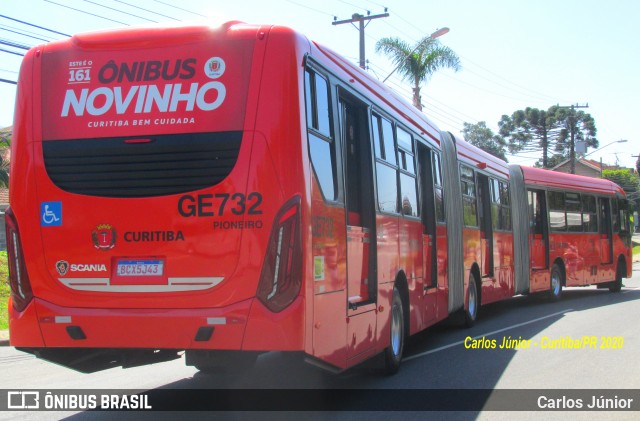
[554,107,598,174]
[545,154,567,169]
[0,129,9,188]
[498,106,564,168]
[602,169,640,212]
[375,36,460,110]
[462,121,508,161]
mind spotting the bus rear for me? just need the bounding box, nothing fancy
[8,22,309,371]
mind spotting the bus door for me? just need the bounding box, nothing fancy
[528,189,548,270]
[477,174,494,278]
[341,97,377,361]
[528,189,549,291]
[599,198,613,265]
[417,143,438,323]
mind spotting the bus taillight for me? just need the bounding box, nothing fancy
[257,197,302,312]
[4,207,33,312]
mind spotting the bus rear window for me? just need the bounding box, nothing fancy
[42,131,241,198]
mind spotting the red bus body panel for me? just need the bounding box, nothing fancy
[10,23,310,353]
[8,20,631,373]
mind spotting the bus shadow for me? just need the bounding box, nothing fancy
[61,287,640,416]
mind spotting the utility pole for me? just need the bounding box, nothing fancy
[558,103,589,174]
[332,10,389,70]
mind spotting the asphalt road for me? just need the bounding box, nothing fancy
[1,263,640,419]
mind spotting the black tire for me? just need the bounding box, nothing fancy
[384,287,405,375]
[465,273,479,328]
[609,263,623,293]
[549,263,563,301]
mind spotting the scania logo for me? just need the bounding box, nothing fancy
[92,224,116,250]
[56,260,69,276]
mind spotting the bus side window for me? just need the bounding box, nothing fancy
[305,69,337,202]
[491,179,511,231]
[397,127,418,218]
[372,113,399,214]
[460,164,477,227]
[612,199,620,233]
[581,195,598,232]
[432,152,445,223]
[548,191,566,232]
[599,198,609,235]
[528,190,544,235]
[565,192,582,232]
[613,198,630,233]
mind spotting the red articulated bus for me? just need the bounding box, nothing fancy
[6,21,632,373]
[509,166,633,300]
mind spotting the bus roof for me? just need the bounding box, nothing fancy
[519,165,625,196]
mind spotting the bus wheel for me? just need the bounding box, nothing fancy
[465,273,479,328]
[609,263,623,293]
[549,264,563,301]
[384,287,405,375]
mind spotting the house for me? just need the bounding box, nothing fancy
[551,158,620,178]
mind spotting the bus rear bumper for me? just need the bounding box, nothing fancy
[9,296,306,351]
[12,297,254,350]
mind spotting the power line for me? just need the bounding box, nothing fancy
[83,0,157,23]
[363,0,388,8]
[0,14,70,37]
[0,24,54,41]
[380,18,418,42]
[44,1,130,26]
[425,97,479,124]
[367,7,564,110]
[371,59,483,126]
[437,72,548,105]
[150,0,207,17]
[471,64,561,107]
[385,8,423,37]
[113,0,181,21]
[456,53,562,104]
[338,0,371,13]
[456,65,560,104]
[0,39,31,50]
[287,0,337,18]
[0,27,52,43]
[0,78,17,85]
[0,48,24,57]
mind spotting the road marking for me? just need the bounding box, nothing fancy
[404,309,573,362]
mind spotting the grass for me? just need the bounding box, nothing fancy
[0,250,8,330]
[634,244,640,257]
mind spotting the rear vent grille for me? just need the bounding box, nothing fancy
[43,132,242,198]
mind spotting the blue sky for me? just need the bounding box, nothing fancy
[1,0,638,169]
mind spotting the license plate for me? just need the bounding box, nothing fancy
[111,258,166,286]
[116,259,164,277]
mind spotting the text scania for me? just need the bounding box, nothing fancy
[71,264,107,272]
[61,59,226,117]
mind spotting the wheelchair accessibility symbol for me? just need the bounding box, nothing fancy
[41,202,62,226]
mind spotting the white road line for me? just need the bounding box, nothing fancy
[404,309,573,362]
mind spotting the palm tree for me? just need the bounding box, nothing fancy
[375,36,461,110]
